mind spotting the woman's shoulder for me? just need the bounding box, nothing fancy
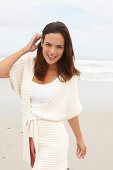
[10,55,35,76]
[65,75,79,89]
[60,75,79,90]
[69,75,79,83]
[12,55,35,67]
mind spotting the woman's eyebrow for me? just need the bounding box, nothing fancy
[45,41,63,46]
[45,41,51,44]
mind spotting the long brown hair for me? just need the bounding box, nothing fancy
[33,21,81,82]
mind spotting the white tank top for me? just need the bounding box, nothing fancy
[30,77,59,112]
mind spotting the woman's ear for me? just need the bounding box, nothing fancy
[41,38,44,48]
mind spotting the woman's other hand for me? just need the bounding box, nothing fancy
[25,33,42,52]
[29,137,36,168]
[76,139,87,159]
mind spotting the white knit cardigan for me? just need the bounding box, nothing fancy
[9,55,83,165]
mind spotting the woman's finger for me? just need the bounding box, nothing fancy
[29,34,41,46]
[76,149,81,157]
[33,37,41,45]
[35,43,40,49]
[33,33,42,41]
[30,36,41,49]
[78,149,87,159]
[80,151,86,159]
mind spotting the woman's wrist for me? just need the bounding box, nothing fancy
[22,46,29,54]
[76,136,84,143]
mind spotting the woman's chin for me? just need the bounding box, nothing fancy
[45,58,57,65]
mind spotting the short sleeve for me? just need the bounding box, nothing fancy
[9,55,28,96]
[66,76,83,120]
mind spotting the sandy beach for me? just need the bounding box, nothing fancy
[0,78,113,170]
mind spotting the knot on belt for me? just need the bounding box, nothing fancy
[24,114,39,137]
[23,112,40,158]
[24,114,37,128]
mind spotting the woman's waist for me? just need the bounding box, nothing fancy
[34,119,68,143]
[36,118,65,126]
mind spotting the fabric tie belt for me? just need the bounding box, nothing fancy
[23,112,40,163]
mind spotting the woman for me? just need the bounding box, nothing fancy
[0,21,87,170]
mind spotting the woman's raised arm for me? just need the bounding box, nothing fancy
[0,47,28,78]
[0,33,42,78]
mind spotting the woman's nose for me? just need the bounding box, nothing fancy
[49,47,56,55]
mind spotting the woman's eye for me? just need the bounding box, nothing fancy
[57,46,62,49]
[45,44,62,49]
[46,44,51,46]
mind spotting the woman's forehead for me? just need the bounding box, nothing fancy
[44,33,64,45]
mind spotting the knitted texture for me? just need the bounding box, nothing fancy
[9,55,83,168]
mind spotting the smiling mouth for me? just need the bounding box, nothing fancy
[47,54,57,60]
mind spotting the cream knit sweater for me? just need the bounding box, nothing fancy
[9,55,83,166]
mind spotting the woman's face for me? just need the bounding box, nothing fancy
[41,33,65,66]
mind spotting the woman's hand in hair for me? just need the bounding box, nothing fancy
[25,33,42,52]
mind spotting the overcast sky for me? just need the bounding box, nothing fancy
[0,0,113,60]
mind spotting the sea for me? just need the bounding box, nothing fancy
[0,56,113,82]
[75,59,113,82]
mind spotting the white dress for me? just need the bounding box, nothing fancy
[30,78,69,170]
